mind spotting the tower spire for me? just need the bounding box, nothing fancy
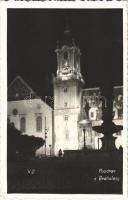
[63,19,72,46]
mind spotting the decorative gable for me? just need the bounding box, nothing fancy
[8,76,39,101]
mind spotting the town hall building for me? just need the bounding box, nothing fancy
[8,26,123,156]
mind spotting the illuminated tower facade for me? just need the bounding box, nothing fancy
[53,26,84,155]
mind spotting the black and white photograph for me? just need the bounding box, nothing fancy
[0,3,127,197]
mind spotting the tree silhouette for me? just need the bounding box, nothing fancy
[7,122,45,160]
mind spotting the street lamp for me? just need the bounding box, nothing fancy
[44,117,49,157]
[79,119,91,149]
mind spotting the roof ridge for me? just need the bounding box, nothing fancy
[8,75,39,98]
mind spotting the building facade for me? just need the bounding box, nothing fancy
[80,86,123,150]
[8,76,53,156]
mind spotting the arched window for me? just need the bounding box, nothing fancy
[65,130,69,140]
[36,116,42,132]
[64,51,68,59]
[20,117,26,132]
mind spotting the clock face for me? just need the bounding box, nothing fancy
[62,59,71,74]
[62,66,70,74]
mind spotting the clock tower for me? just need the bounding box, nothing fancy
[53,25,84,155]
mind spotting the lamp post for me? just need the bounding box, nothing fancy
[83,128,86,149]
[44,117,49,157]
[79,119,91,150]
[79,100,91,150]
[44,96,54,156]
[49,144,52,156]
[45,130,47,156]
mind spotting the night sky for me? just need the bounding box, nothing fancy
[7,9,123,97]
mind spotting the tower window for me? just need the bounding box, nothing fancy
[65,130,69,139]
[64,115,68,121]
[64,51,68,59]
[20,117,26,132]
[64,87,68,93]
[64,102,68,107]
[36,116,42,132]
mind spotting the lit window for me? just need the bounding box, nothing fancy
[36,116,42,132]
[20,117,26,132]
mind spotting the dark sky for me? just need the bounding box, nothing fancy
[7,9,123,97]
